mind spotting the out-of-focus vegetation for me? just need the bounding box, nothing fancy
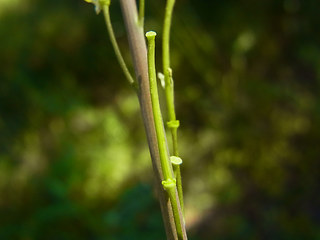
[0,0,319,239]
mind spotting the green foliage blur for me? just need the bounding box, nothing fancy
[0,0,319,239]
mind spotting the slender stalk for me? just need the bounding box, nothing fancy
[146,31,185,240]
[162,0,184,213]
[146,31,172,181]
[102,2,135,86]
[119,1,187,239]
[173,164,182,209]
[85,0,187,238]
[138,0,145,27]
[170,156,183,215]
[163,0,176,121]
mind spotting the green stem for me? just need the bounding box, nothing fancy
[146,31,184,240]
[146,31,172,180]
[163,0,175,90]
[173,165,183,213]
[163,0,176,122]
[138,0,145,27]
[102,3,135,86]
[163,179,184,240]
[162,0,184,214]
[170,155,184,215]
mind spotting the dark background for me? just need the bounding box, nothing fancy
[0,0,319,239]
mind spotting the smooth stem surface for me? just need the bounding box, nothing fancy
[172,127,179,156]
[138,0,145,27]
[146,31,185,240]
[165,181,184,240]
[119,1,187,239]
[146,31,172,181]
[173,164,183,213]
[102,3,135,85]
[162,0,184,214]
[163,0,176,121]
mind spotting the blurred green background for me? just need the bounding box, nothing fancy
[1,0,320,239]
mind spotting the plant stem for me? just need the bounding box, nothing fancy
[163,0,176,122]
[119,1,187,239]
[146,31,172,181]
[173,164,183,210]
[146,31,185,240]
[162,0,184,214]
[102,2,135,86]
[138,0,145,27]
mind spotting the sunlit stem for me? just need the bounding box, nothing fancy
[162,0,184,214]
[146,31,172,181]
[102,2,135,86]
[146,31,184,240]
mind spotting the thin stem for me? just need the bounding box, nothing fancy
[162,0,184,214]
[163,179,184,240]
[138,0,145,27]
[163,0,176,123]
[119,1,184,238]
[170,156,184,214]
[87,0,187,238]
[173,165,183,212]
[102,3,135,86]
[146,31,172,181]
[163,0,175,91]
[146,31,185,240]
